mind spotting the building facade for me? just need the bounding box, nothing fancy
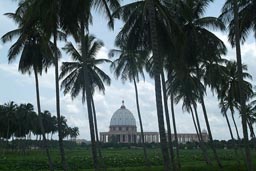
[100,101,208,144]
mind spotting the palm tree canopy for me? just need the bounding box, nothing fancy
[1,6,57,75]
[220,0,256,45]
[60,34,111,103]
[109,44,149,82]
[218,61,253,115]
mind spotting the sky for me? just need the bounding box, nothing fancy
[0,1,256,141]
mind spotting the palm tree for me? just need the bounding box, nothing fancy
[167,69,181,169]
[170,64,212,165]
[18,0,68,169]
[59,34,111,170]
[109,45,150,167]
[171,0,227,167]
[114,1,179,169]
[146,56,176,170]
[1,7,54,170]
[245,101,256,139]
[161,71,176,170]
[220,0,256,46]
[15,103,33,139]
[218,61,253,139]
[70,127,79,140]
[60,1,120,170]
[221,1,253,170]
[2,102,17,141]
[91,96,107,170]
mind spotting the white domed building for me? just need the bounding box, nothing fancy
[100,101,159,143]
[100,101,208,144]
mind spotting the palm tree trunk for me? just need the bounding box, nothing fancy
[232,0,253,170]
[224,110,234,140]
[247,120,255,139]
[53,31,67,171]
[192,104,203,141]
[33,67,54,171]
[190,105,211,165]
[133,76,150,167]
[147,1,171,170]
[223,109,241,166]
[161,71,176,171]
[231,112,241,140]
[91,97,106,171]
[80,19,98,171]
[198,92,222,168]
[170,91,181,169]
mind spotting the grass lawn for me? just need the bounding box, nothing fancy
[0,147,255,171]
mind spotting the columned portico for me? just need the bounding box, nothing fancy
[99,101,208,144]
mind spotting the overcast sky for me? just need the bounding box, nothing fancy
[0,1,255,140]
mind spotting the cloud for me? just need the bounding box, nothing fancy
[97,46,109,59]
[0,0,255,141]
[0,53,249,140]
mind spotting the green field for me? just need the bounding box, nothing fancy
[0,147,255,171]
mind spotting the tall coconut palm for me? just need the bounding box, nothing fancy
[164,2,226,165]
[109,45,150,167]
[59,34,111,170]
[91,96,106,170]
[171,0,227,167]
[218,61,253,140]
[1,7,55,170]
[19,0,68,169]
[166,69,181,169]
[146,55,177,170]
[220,0,256,46]
[170,65,212,165]
[161,71,176,171]
[60,1,120,170]
[245,100,256,139]
[114,1,179,169]
[221,1,253,170]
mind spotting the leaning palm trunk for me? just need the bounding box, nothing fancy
[34,67,54,171]
[231,112,241,140]
[192,104,203,142]
[161,71,176,171]
[190,105,211,165]
[232,0,253,170]
[170,92,181,169]
[133,77,150,167]
[248,120,255,139]
[91,97,106,171]
[80,20,98,171]
[224,111,235,140]
[53,31,67,171]
[147,1,171,170]
[195,65,222,168]
[223,109,241,167]
[199,94,222,168]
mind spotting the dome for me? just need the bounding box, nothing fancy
[110,101,136,126]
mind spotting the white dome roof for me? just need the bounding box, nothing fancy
[110,101,136,126]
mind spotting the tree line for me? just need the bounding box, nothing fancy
[1,0,256,171]
[0,102,79,141]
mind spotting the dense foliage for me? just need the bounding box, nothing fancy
[0,102,79,141]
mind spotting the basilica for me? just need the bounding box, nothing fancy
[100,101,208,144]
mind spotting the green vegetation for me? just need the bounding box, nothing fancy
[0,147,254,171]
[0,102,79,141]
[1,0,256,171]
